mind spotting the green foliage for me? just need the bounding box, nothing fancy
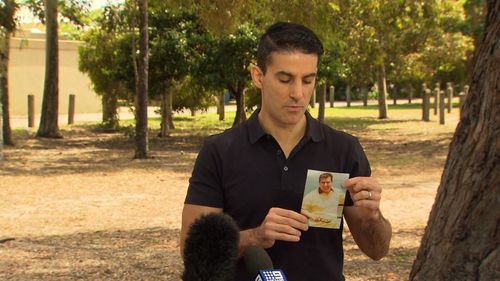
[191,22,258,94]
[0,0,18,32]
[172,76,214,113]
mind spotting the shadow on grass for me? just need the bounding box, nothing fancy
[323,116,412,131]
[344,227,423,280]
[1,125,208,176]
[0,227,182,281]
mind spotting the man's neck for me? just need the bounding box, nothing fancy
[258,113,307,158]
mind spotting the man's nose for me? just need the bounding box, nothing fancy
[289,81,304,99]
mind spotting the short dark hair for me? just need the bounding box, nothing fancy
[256,22,324,74]
[319,173,333,182]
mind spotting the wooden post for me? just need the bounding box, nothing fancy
[463,84,469,95]
[446,82,453,113]
[433,87,440,115]
[346,85,351,107]
[423,89,431,121]
[318,84,326,123]
[329,85,335,108]
[28,94,35,128]
[68,94,75,124]
[439,90,445,125]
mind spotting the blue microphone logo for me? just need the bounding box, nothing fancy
[255,269,287,281]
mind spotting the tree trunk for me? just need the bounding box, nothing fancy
[134,0,149,159]
[345,84,351,107]
[231,83,246,127]
[309,88,316,108]
[376,63,388,119]
[410,2,499,280]
[159,91,169,137]
[0,29,12,145]
[102,90,119,131]
[37,0,61,138]
[361,85,368,107]
[0,99,2,161]
[317,84,325,123]
[218,92,225,121]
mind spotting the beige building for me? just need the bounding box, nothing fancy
[9,29,101,116]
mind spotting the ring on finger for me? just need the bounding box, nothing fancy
[368,191,372,200]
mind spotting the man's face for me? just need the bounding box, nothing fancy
[319,177,332,193]
[251,51,318,128]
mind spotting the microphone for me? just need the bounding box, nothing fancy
[182,212,240,281]
[244,246,288,281]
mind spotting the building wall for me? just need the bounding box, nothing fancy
[9,30,101,116]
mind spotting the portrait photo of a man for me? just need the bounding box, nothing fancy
[301,170,349,229]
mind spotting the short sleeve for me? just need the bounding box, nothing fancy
[184,138,225,208]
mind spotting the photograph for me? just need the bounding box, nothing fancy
[301,170,350,229]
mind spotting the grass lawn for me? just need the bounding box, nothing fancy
[1,103,460,280]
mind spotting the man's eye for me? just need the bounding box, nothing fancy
[279,79,291,84]
[303,80,313,85]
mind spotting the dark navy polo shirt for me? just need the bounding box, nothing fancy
[185,109,371,281]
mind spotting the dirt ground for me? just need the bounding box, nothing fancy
[0,114,457,280]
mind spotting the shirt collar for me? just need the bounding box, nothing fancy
[247,109,325,144]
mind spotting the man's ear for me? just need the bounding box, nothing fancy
[250,64,264,89]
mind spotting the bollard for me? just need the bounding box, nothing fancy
[433,87,440,115]
[68,94,75,125]
[439,90,445,125]
[446,82,453,113]
[329,85,335,108]
[422,89,431,122]
[28,94,35,128]
[346,86,351,107]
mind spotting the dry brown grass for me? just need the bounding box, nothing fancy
[0,107,459,280]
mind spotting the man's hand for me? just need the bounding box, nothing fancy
[343,177,382,221]
[343,176,392,260]
[242,207,309,249]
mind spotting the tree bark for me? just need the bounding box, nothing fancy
[102,89,119,131]
[376,63,388,119]
[218,92,225,121]
[37,0,61,138]
[345,84,351,107]
[361,85,368,107]
[410,2,499,280]
[317,84,325,123]
[159,91,169,137]
[159,88,175,138]
[231,83,246,127]
[134,0,149,159]
[0,28,12,145]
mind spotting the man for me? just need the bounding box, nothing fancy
[181,22,392,281]
[301,173,345,229]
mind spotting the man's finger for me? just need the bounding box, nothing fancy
[271,207,308,223]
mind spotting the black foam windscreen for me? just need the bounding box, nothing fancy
[182,212,240,281]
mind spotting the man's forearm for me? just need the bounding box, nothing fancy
[353,211,392,260]
[239,228,259,257]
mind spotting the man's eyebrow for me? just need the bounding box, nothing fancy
[275,71,317,79]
